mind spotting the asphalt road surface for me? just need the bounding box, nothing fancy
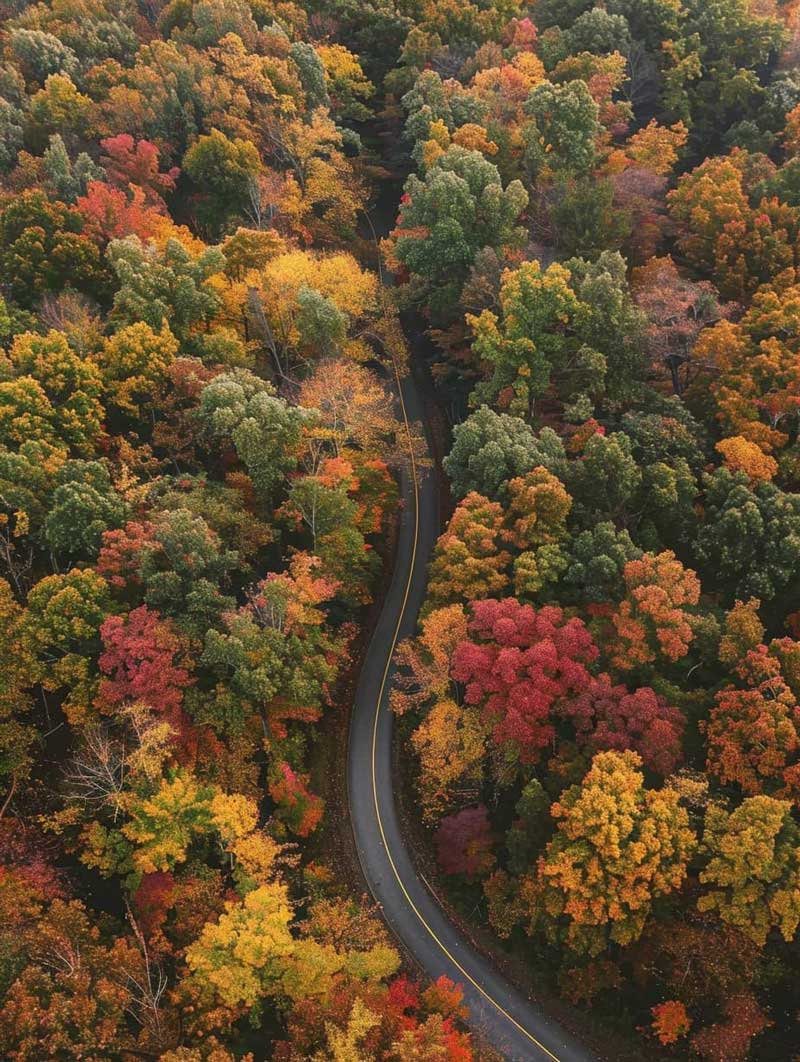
[347,361,597,1062]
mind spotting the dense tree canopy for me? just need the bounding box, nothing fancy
[3,0,800,1058]
[384,1,800,1056]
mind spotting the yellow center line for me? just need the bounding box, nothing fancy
[369,353,562,1062]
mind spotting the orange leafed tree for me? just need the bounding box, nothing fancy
[705,658,799,796]
[696,321,800,454]
[651,1000,691,1046]
[610,551,702,672]
[668,153,800,300]
[411,700,487,821]
[607,120,688,177]
[716,436,779,482]
[252,552,340,635]
[392,604,469,717]
[785,101,800,157]
[719,599,765,667]
[77,180,167,243]
[298,359,403,462]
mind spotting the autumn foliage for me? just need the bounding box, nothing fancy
[651,1000,691,1046]
[3,0,800,1057]
[452,599,599,763]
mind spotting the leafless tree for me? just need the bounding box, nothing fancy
[122,905,172,1053]
[38,291,102,357]
[63,725,127,820]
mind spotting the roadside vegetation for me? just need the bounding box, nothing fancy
[0,1,479,1058]
[1,0,800,1059]
[387,1,800,1058]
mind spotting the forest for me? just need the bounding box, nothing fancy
[0,0,799,1059]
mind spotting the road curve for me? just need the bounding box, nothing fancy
[347,356,597,1062]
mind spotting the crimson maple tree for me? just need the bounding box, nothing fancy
[452,598,599,764]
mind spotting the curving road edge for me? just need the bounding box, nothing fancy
[347,356,597,1062]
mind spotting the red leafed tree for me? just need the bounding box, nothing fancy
[636,913,760,1013]
[97,605,193,725]
[451,599,598,763]
[0,819,63,903]
[96,520,155,588]
[434,805,495,879]
[269,762,324,837]
[77,182,164,242]
[691,994,770,1062]
[387,974,421,1015]
[505,16,537,52]
[100,135,179,205]
[564,675,685,776]
[131,870,175,941]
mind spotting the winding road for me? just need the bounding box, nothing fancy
[347,355,597,1062]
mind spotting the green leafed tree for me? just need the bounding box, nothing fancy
[388,146,528,322]
[43,459,127,562]
[444,405,565,501]
[0,191,106,307]
[694,469,800,605]
[107,236,224,356]
[522,80,600,182]
[183,129,262,236]
[197,369,311,502]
